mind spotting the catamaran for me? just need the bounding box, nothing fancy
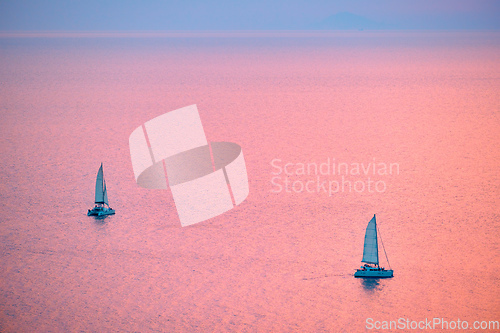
[87,163,115,216]
[354,214,393,278]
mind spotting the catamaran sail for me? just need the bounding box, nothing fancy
[354,214,393,278]
[361,215,379,265]
[95,164,105,204]
[103,182,108,205]
[88,163,115,216]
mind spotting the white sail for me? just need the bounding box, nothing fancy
[95,164,104,203]
[103,181,109,205]
[361,215,379,265]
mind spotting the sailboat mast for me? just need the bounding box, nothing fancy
[374,215,379,267]
[100,163,104,206]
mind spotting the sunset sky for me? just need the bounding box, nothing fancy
[1,0,499,31]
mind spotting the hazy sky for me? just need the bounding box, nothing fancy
[1,0,498,30]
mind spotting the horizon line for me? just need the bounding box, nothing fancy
[1,30,498,38]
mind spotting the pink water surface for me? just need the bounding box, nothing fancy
[0,32,499,332]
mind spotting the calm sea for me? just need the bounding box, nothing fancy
[0,32,498,332]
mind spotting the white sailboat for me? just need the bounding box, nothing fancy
[87,163,115,216]
[354,214,393,278]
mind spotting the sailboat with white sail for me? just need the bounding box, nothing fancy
[354,214,393,278]
[87,163,115,216]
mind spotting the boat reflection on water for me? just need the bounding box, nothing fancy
[92,214,112,224]
[361,278,381,292]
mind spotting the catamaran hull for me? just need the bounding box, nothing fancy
[354,269,393,278]
[87,208,115,216]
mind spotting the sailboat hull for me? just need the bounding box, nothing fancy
[87,207,115,216]
[354,269,393,278]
